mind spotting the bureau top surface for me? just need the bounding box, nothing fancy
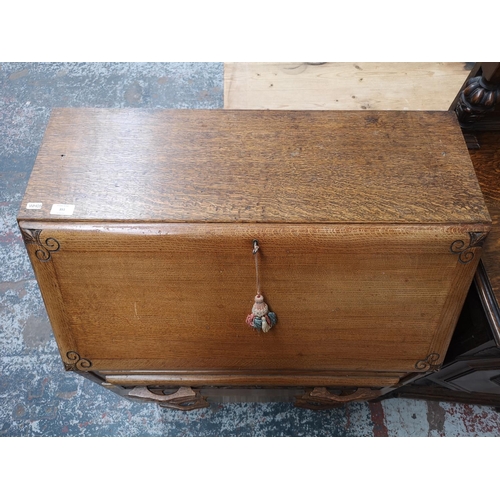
[18,108,490,224]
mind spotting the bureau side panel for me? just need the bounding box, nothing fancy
[18,222,488,374]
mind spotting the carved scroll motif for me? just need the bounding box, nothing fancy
[450,232,488,264]
[128,386,210,411]
[295,387,382,410]
[64,351,92,371]
[21,228,60,262]
[415,353,441,371]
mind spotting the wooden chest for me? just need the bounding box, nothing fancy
[18,109,491,410]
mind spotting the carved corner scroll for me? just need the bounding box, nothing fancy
[64,351,92,371]
[21,228,60,262]
[128,386,210,411]
[415,353,441,371]
[450,232,487,264]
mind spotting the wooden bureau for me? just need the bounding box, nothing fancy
[17,109,491,410]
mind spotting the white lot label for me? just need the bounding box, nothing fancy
[26,202,43,209]
[50,204,75,215]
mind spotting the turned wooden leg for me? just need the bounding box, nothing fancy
[455,64,500,129]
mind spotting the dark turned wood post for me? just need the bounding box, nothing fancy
[453,63,500,129]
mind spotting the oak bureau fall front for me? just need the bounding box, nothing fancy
[17,109,491,410]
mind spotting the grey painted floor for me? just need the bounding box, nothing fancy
[1,62,500,436]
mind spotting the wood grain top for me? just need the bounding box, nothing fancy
[18,108,490,224]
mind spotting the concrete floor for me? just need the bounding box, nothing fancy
[1,62,500,436]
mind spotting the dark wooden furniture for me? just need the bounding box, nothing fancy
[394,266,500,406]
[18,108,490,410]
[451,62,500,131]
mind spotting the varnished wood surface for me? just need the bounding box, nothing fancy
[102,371,403,387]
[18,108,491,395]
[224,62,471,111]
[18,108,490,225]
[20,221,487,374]
[468,132,500,309]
